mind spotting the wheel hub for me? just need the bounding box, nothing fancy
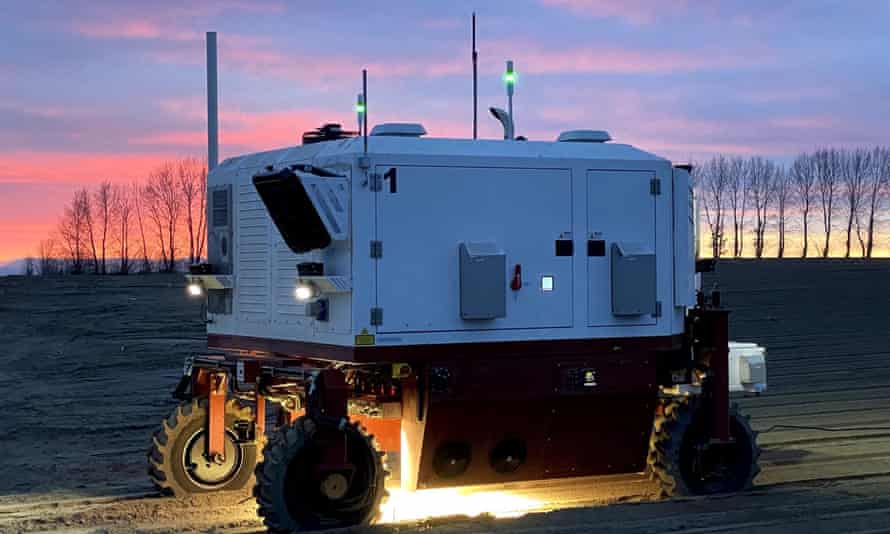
[183,430,243,487]
[319,473,349,500]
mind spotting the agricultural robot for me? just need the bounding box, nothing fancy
[148,34,767,534]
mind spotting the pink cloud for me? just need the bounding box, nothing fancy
[540,0,690,25]
[71,1,285,42]
[0,151,184,185]
[74,19,197,41]
[767,116,840,130]
[511,43,761,75]
[144,33,469,89]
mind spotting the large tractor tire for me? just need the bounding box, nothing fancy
[148,398,259,495]
[254,417,388,533]
[648,398,761,497]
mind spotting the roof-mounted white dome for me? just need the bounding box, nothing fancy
[557,130,611,143]
[370,123,427,137]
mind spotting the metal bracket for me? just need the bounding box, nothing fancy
[370,173,383,192]
[650,178,662,195]
[370,307,383,326]
[370,240,383,258]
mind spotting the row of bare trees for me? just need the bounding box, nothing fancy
[34,158,207,275]
[697,147,890,259]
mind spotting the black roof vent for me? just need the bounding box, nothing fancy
[302,123,358,145]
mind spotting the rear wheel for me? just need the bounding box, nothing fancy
[148,398,259,495]
[254,417,388,533]
[648,398,760,497]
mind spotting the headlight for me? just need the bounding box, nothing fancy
[187,282,203,297]
[295,281,317,301]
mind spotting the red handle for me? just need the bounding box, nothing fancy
[510,264,522,291]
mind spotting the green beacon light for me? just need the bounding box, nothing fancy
[503,66,516,86]
[356,93,365,135]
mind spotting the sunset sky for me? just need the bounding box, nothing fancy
[2,1,889,262]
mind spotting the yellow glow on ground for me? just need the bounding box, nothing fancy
[379,487,546,523]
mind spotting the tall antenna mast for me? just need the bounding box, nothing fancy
[472,13,478,139]
[505,60,514,133]
[362,69,368,154]
[206,31,219,170]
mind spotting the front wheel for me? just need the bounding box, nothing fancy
[148,398,259,495]
[648,398,761,497]
[254,417,388,533]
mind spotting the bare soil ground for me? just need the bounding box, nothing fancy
[1,260,889,533]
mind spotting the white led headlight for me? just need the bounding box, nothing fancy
[295,281,318,301]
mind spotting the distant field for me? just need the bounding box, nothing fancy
[1,261,889,533]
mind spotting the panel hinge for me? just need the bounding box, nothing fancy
[370,173,383,192]
[370,240,383,258]
[654,300,662,317]
[370,307,383,325]
[650,178,662,195]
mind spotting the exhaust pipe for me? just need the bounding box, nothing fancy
[206,31,219,171]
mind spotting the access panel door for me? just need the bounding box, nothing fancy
[587,170,657,327]
[376,165,573,334]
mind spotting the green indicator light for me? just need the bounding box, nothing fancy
[355,103,366,113]
[503,71,516,85]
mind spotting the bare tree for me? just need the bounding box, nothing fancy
[839,148,869,258]
[111,184,133,274]
[93,181,113,273]
[38,238,59,275]
[727,157,750,257]
[814,148,840,258]
[144,181,169,270]
[144,162,181,272]
[697,157,730,258]
[132,182,153,272]
[58,189,91,274]
[178,158,207,265]
[790,153,816,258]
[749,157,774,259]
[774,165,791,258]
[80,188,100,273]
[24,257,35,276]
[864,147,890,258]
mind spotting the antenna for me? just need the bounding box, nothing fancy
[472,13,478,139]
[362,69,368,154]
[504,60,515,138]
[355,93,365,135]
[206,31,219,170]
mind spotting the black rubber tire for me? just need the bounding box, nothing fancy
[254,417,388,533]
[148,398,259,496]
[648,398,761,497]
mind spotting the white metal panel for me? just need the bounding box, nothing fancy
[236,176,270,322]
[673,167,695,308]
[272,231,308,321]
[375,165,573,333]
[586,170,657,327]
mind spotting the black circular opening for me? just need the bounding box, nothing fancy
[433,441,472,479]
[490,438,527,474]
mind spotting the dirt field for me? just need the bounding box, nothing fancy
[1,260,889,533]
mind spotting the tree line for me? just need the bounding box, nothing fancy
[28,158,207,275]
[696,147,890,259]
[21,146,890,276]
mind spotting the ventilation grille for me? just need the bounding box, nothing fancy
[237,183,269,318]
[212,189,229,227]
